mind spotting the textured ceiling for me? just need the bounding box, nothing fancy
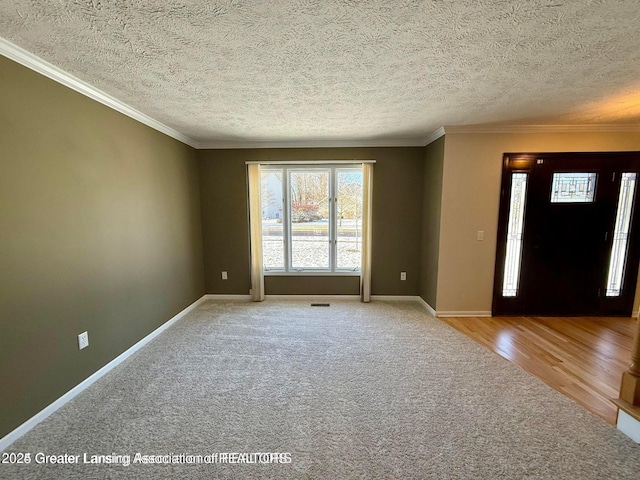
[1,0,640,146]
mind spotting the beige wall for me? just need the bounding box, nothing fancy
[199,147,424,296]
[437,131,640,314]
[0,56,205,438]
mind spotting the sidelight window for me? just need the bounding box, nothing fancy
[502,173,528,297]
[606,173,637,296]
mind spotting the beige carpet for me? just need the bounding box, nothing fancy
[2,299,640,479]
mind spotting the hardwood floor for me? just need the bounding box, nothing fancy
[441,315,636,425]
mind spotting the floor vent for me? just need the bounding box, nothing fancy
[310,303,330,307]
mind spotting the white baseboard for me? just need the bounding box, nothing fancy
[617,409,640,443]
[436,311,492,318]
[415,296,437,316]
[411,296,491,318]
[203,294,433,304]
[204,294,252,301]
[371,295,416,301]
[204,294,437,304]
[0,295,208,452]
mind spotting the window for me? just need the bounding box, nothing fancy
[550,172,597,203]
[606,172,637,296]
[260,166,363,274]
[502,172,528,297]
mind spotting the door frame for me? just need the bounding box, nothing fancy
[492,151,640,316]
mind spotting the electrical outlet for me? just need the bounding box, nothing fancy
[221,271,228,280]
[400,272,407,281]
[78,331,89,350]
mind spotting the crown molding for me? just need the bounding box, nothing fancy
[442,124,640,134]
[194,137,427,149]
[0,36,199,149]
[421,127,446,145]
[5,34,637,151]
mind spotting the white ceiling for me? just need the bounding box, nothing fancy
[1,0,640,148]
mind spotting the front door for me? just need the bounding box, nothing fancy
[493,152,640,316]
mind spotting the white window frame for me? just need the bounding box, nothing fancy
[261,164,362,276]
